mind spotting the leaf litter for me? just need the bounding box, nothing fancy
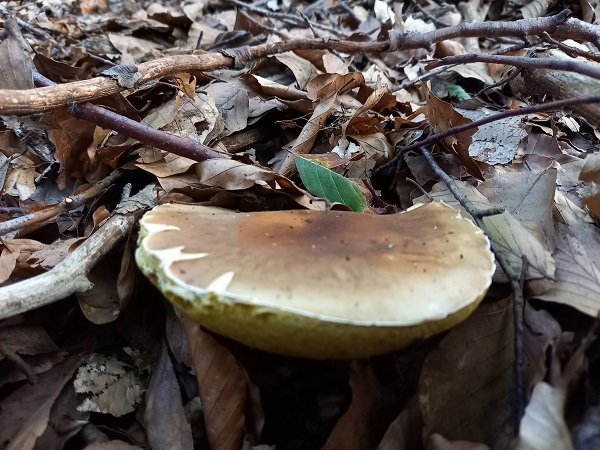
[0,0,599,449]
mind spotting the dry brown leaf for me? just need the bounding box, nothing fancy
[74,354,144,417]
[0,355,84,450]
[425,89,482,179]
[0,352,67,388]
[579,153,600,183]
[241,74,308,101]
[516,383,573,450]
[144,343,193,450]
[0,247,19,283]
[323,361,395,450]
[185,318,246,450]
[274,93,338,176]
[419,298,514,449]
[536,223,600,317]
[376,396,423,450]
[306,73,365,101]
[27,238,83,270]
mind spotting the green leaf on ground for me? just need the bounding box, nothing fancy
[296,156,367,212]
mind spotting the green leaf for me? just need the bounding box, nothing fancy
[296,156,367,212]
[447,83,471,101]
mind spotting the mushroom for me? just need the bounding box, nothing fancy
[135,202,495,359]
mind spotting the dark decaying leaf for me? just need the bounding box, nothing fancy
[185,318,247,450]
[323,361,396,450]
[0,355,84,450]
[296,156,367,212]
[419,298,514,449]
[0,21,34,90]
[143,343,193,450]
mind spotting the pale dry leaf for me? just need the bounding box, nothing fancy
[419,298,514,449]
[516,382,573,450]
[184,318,246,450]
[536,223,600,317]
[74,354,144,417]
[520,0,557,19]
[275,52,319,90]
[205,82,249,136]
[144,343,193,450]
[0,31,34,90]
[28,238,84,270]
[478,170,556,244]
[579,153,600,183]
[241,74,308,101]
[456,109,527,165]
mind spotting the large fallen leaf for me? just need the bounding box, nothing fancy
[419,298,514,449]
[296,156,367,212]
[185,318,246,450]
[144,343,193,450]
[0,325,58,359]
[0,23,34,90]
[516,383,573,450]
[205,82,249,136]
[536,223,600,317]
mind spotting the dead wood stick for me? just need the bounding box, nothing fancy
[0,11,576,115]
[0,186,156,320]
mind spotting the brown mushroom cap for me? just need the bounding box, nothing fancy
[136,202,495,358]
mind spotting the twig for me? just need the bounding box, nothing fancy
[0,11,577,115]
[419,146,525,423]
[33,73,225,162]
[0,169,124,237]
[0,185,156,320]
[541,32,600,64]
[374,95,600,176]
[426,53,600,81]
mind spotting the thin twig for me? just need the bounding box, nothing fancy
[0,169,124,237]
[419,146,525,423]
[426,53,600,81]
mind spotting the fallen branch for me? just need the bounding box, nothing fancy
[0,185,156,320]
[0,11,577,115]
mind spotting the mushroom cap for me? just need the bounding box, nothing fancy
[136,202,495,358]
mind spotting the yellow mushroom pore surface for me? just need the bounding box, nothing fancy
[136,202,495,357]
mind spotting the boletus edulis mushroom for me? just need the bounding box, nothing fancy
[135,202,495,359]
